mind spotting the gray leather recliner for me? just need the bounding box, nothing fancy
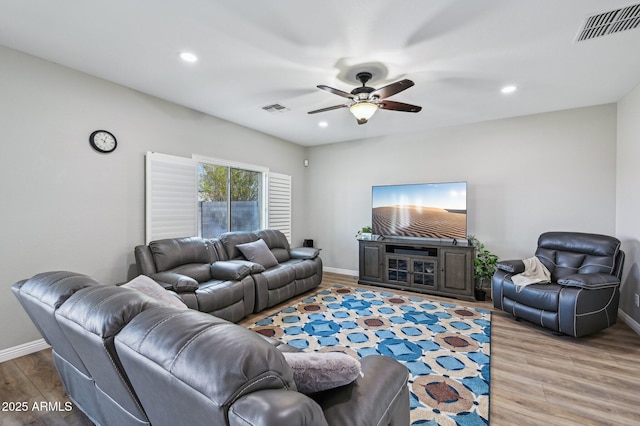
[13,271,410,426]
[492,232,625,337]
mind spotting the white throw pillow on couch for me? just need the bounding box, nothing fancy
[121,275,188,309]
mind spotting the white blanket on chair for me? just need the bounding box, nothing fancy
[512,256,551,292]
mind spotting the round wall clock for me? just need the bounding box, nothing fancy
[89,130,117,153]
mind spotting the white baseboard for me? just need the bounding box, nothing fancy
[0,339,50,363]
[323,267,358,277]
[618,309,640,336]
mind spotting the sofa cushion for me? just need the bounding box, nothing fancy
[170,263,212,283]
[219,232,259,260]
[149,237,214,272]
[535,232,620,281]
[261,265,297,290]
[283,352,361,394]
[237,239,279,268]
[122,275,188,309]
[281,259,317,280]
[503,281,563,312]
[256,229,291,262]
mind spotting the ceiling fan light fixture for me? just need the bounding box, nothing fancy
[179,52,198,63]
[349,102,378,122]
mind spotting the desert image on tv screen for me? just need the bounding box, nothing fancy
[372,182,467,240]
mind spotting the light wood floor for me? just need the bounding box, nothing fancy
[2,272,639,425]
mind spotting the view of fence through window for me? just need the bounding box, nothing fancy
[198,163,261,238]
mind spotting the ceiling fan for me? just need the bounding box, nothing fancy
[308,72,422,124]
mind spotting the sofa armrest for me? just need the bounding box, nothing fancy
[149,272,199,293]
[496,259,525,274]
[311,355,409,426]
[558,273,620,290]
[290,247,320,260]
[210,261,251,281]
[229,389,328,426]
[227,259,266,274]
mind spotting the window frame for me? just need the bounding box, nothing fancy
[193,155,268,237]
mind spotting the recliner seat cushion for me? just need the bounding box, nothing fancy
[281,259,317,280]
[503,282,562,312]
[195,279,249,313]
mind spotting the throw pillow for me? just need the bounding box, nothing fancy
[283,351,362,394]
[121,275,188,309]
[236,239,279,269]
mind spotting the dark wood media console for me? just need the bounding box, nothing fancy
[358,238,476,301]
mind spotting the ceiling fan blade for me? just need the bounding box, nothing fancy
[378,100,422,113]
[371,79,414,99]
[307,104,349,114]
[317,85,354,99]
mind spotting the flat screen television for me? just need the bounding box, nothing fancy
[371,181,467,240]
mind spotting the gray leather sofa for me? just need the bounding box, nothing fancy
[492,232,625,337]
[134,230,322,320]
[134,236,255,322]
[13,271,410,426]
[218,229,323,312]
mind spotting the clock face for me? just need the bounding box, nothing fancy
[90,130,117,153]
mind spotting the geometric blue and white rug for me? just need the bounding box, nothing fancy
[248,285,491,425]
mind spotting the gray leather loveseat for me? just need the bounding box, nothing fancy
[492,231,625,337]
[134,229,322,322]
[13,271,410,426]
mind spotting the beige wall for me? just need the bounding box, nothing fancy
[616,82,640,326]
[0,46,308,351]
[306,105,618,273]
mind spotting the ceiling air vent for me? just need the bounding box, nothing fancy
[576,3,640,41]
[261,103,289,113]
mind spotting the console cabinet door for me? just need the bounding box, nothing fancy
[440,248,473,297]
[386,255,410,284]
[410,258,437,290]
[359,241,384,282]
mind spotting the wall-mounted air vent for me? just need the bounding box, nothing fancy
[576,3,640,41]
[261,103,289,113]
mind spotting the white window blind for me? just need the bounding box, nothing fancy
[267,172,292,243]
[145,152,197,243]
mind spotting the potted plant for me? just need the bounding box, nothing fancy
[356,226,373,240]
[468,235,499,301]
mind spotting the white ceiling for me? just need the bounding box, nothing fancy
[2,0,640,146]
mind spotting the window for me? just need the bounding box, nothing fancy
[198,163,263,238]
[145,152,290,243]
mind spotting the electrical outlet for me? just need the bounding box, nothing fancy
[635,293,640,308]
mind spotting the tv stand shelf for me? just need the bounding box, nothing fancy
[358,238,476,301]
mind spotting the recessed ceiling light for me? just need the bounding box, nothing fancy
[501,85,517,94]
[318,121,328,128]
[179,52,198,63]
